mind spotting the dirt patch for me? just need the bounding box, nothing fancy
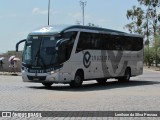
[144,66,160,72]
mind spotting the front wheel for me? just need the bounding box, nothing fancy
[70,72,83,88]
[42,82,53,87]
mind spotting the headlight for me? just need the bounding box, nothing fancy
[50,71,55,74]
[47,71,54,74]
[48,69,61,74]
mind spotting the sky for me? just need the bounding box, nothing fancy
[0,0,140,53]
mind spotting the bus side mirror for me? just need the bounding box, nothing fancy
[16,39,26,52]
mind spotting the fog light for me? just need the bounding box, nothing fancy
[51,71,55,74]
[48,71,55,74]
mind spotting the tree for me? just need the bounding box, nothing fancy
[139,0,160,36]
[125,0,160,67]
[126,0,160,38]
[125,6,144,34]
[153,34,160,66]
[144,46,156,66]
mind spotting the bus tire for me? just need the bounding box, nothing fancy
[70,71,83,87]
[42,82,53,87]
[118,68,131,82]
[96,79,107,84]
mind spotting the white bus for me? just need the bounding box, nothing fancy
[16,25,143,87]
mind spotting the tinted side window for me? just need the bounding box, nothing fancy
[59,31,78,62]
[100,34,123,50]
[76,32,100,52]
[76,32,143,52]
[91,33,100,49]
[104,35,143,51]
[100,34,110,50]
[123,36,143,51]
[133,37,143,51]
[76,32,90,52]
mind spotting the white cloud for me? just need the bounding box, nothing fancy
[69,12,81,19]
[32,7,60,16]
[84,14,91,19]
[69,12,91,20]
[52,11,60,15]
[32,8,48,15]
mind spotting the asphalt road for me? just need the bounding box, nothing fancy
[0,70,160,120]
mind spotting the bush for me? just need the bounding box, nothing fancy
[144,46,156,66]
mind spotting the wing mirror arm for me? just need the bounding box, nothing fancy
[16,39,26,52]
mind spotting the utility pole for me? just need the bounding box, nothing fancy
[80,1,86,26]
[48,0,50,26]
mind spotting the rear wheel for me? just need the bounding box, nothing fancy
[96,79,107,84]
[70,71,83,87]
[42,82,53,87]
[118,68,131,82]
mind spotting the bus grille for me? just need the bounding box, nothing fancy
[27,76,46,81]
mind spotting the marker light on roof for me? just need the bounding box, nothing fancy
[39,27,53,32]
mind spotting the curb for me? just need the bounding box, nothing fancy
[0,72,22,76]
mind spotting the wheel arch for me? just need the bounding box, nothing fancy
[73,68,84,80]
[126,66,131,76]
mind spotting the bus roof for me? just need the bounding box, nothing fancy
[29,25,68,35]
[29,25,143,38]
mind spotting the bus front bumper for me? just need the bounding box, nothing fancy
[22,71,72,83]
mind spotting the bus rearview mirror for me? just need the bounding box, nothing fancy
[16,39,26,52]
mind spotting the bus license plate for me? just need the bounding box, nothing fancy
[33,78,39,81]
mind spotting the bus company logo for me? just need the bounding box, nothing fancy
[83,51,91,68]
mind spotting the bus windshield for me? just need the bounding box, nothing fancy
[23,35,61,67]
